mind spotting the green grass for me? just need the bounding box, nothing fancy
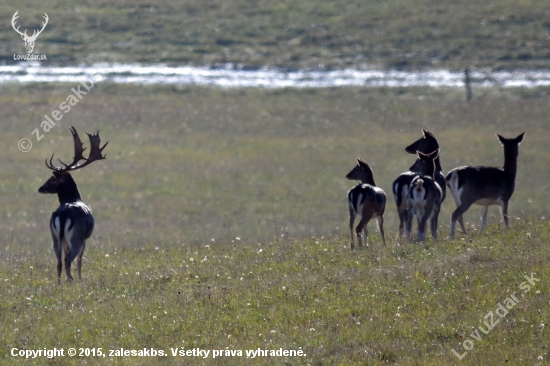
[1,221,549,365]
[1,83,549,247]
[0,83,549,364]
[1,0,549,69]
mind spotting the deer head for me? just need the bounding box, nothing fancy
[409,149,439,179]
[12,11,49,54]
[39,127,108,203]
[345,158,377,186]
[405,129,439,155]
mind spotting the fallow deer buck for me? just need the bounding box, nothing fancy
[38,126,108,284]
[446,132,525,238]
[346,158,386,250]
[407,149,442,242]
[392,130,445,239]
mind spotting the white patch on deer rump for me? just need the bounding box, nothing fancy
[63,219,73,251]
[51,216,61,241]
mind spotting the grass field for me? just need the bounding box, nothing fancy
[2,0,549,364]
[1,0,550,69]
[1,221,549,365]
[0,83,549,364]
[2,84,550,247]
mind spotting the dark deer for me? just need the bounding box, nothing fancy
[392,129,445,239]
[346,158,386,250]
[38,126,108,283]
[405,129,446,203]
[392,171,417,239]
[407,150,442,242]
[446,133,524,238]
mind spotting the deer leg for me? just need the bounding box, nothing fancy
[479,206,489,235]
[458,214,467,234]
[406,206,415,241]
[402,208,408,239]
[64,241,83,283]
[356,216,369,248]
[501,201,510,229]
[417,212,428,242]
[377,215,386,246]
[432,217,438,240]
[52,240,62,285]
[349,210,356,250]
[435,204,441,239]
[430,205,440,240]
[400,208,409,240]
[64,255,74,282]
[397,208,404,239]
[76,242,86,281]
[450,202,473,238]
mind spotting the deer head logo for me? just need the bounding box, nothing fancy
[11,11,49,54]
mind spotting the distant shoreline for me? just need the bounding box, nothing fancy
[1,63,550,88]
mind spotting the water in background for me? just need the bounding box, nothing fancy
[1,63,549,88]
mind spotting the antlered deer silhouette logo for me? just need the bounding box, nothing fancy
[11,11,49,54]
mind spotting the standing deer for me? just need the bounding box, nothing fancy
[446,133,524,238]
[407,149,442,242]
[392,171,417,239]
[405,129,446,203]
[38,126,108,283]
[11,11,49,54]
[346,158,386,250]
[393,129,445,239]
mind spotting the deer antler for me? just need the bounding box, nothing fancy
[31,13,49,39]
[11,11,28,38]
[45,126,108,172]
[11,11,48,40]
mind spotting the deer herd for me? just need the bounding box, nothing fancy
[38,126,524,282]
[346,130,525,250]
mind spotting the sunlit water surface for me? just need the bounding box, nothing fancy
[1,63,549,88]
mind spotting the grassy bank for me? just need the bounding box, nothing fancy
[0,83,549,364]
[1,84,549,248]
[1,220,549,365]
[1,0,549,69]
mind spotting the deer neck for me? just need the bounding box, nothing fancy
[361,171,376,186]
[57,179,82,205]
[424,162,436,180]
[502,146,519,177]
[362,178,376,186]
[433,155,442,172]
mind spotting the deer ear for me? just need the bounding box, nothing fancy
[496,133,506,145]
[357,158,368,168]
[515,132,525,144]
[424,130,436,141]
